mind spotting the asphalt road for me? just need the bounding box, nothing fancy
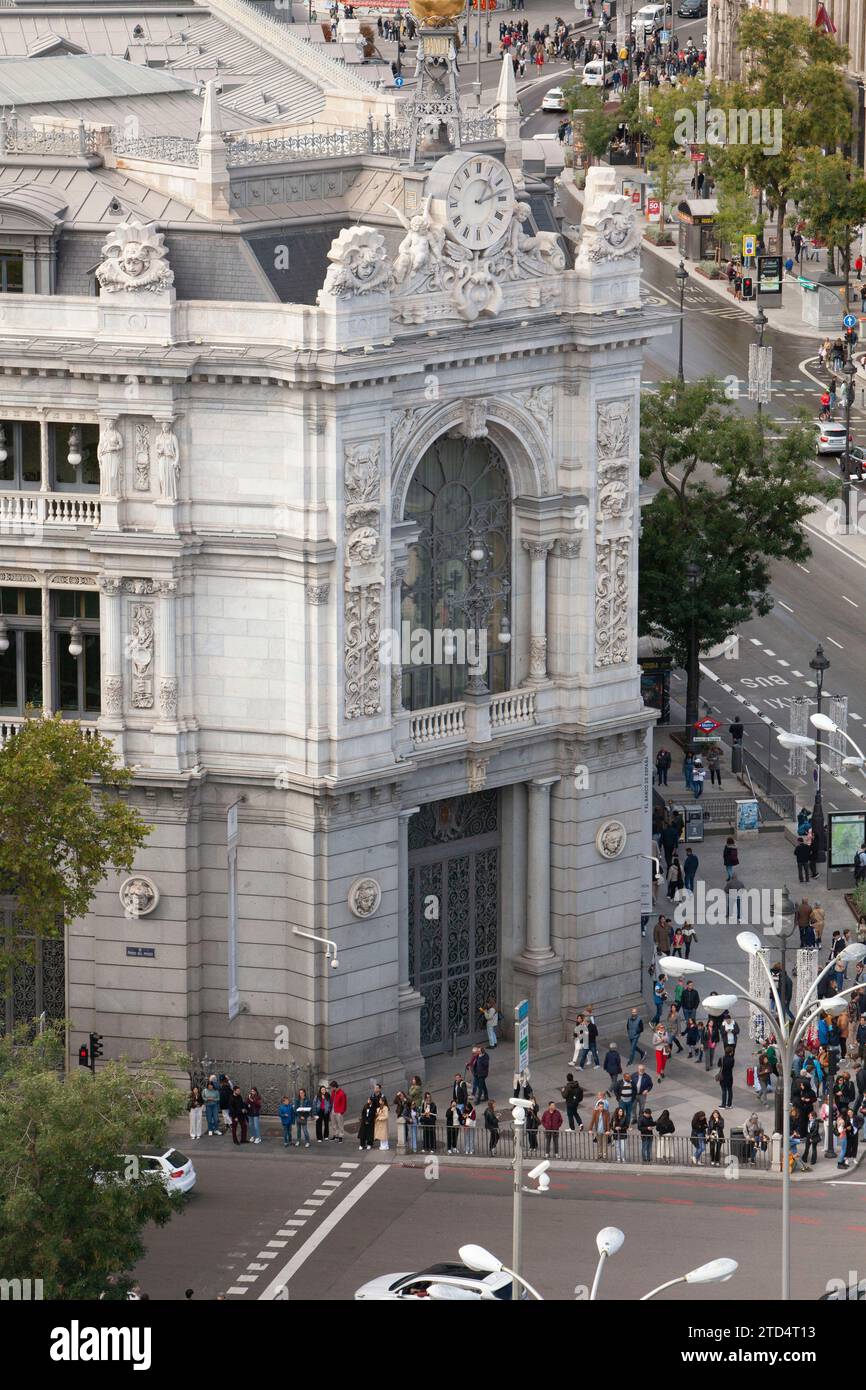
[640,253,866,814]
[132,1144,866,1301]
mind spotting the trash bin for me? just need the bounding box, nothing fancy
[730,1127,748,1162]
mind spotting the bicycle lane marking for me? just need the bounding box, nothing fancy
[258,1164,390,1299]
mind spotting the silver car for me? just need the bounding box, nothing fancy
[816,420,849,455]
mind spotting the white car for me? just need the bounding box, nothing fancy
[632,3,667,34]
[816,420,849,455]
[355,1262,518,1300]
[541,85,568,112]
[95,1148,197,1196]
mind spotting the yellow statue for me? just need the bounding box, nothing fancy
[409,0,465,25]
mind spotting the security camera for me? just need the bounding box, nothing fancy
[528,1160,550,1180]
[330,956,339,969]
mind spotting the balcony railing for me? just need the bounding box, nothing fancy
[0,493,101,529]
[0,716,99,747]
[408,688,537,750]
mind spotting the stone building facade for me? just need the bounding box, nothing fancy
[0,93,668,1088]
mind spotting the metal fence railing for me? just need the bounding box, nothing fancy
[189,1057,316,1115]
[393,1122,772,1170]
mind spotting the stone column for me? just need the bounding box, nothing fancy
[397,805,424,1079]
[156,578,179,723]
[390,559,406,716]
[38,414,49,495]
[525,776,559,959]
[40,577,52,716]
[97,575,123,735]
[522,540,553,682]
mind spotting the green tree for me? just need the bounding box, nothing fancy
[0,1024,186,1298]
[713,171,763,260]
[791,152,866,278]
[0,716,149,980]
[639,380,836,734]
[732,10,852,251]
[562,80,619,164]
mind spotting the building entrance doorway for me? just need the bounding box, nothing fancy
[407,790,499,1056]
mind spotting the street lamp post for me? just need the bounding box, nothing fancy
[640,1257,738,1301]
[809,644,830,873]
[658,939,866,1300]
[685,560,702,750]
[676,259,688,382]
[755,305,768,427]
[769,887,796,1139]
[843,352,856,532]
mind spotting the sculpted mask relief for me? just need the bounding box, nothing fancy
[96,221,174,295]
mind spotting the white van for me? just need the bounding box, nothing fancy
[581,59,606,86]
[632,3,666,34]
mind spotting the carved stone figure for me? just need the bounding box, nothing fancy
[318,226,391,302]
[508,201,567,272]
[389,197,446,284]
[598,478,630,521]
[104,675,123,715]
[597,400,631,460]
[129,603,154,708]
[158,676,178,720]
[577,168,642,266]
[596,820,627,859]
[348,876,382,918]
[119,875,159,918]
[96,418,123,496]
[452,397,488,440]
[96,221,174,295]
[156,421,180,500]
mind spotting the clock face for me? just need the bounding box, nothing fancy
[444,155,514,250]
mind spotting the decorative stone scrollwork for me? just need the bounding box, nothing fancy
[391,407,426,460]
[467,755,490,793]
[451,397,488,440]
[119,875,159,918]
[517,385,554,450]
[598,478,630,521]
[596,819,627,859]
[344,441,383,720]
[597,400,631,460]
[557,538,582,559]
[318,226,390,302]
[96,221,174,295]
[529,636,548,680]
[158,676,178,720]
[576,168,642,266]
[595,537,630,668]
[123,578,157,596]
[129,603,155,708]
[306,582,330,605]
[134,423,150,490]
[97,576,122,596]
[103,675,123,715]
[348,876,382,919]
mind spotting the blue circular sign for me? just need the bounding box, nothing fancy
[394,74,404,87]
[844,313,857,328]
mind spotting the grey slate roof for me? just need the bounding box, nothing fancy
[0,52,197,103]
[0,11,192,59]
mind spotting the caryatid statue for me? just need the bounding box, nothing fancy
[156,420,180,500]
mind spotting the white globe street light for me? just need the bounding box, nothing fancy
[658,955,705,975]
[702,993,739,1015]
[736,931,764,956]
[589,1226,625,1302]
[458,1243,543,1302]
[640,1257,738,1301]
[777,731,814,749]
[810,712,836,733]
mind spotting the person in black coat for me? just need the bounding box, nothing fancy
[229,1086,248,1145]
[218,1075,233,1131]
[707,1109,725,1166]
[358,1099,376,1151]
[717,1047,736,1109]
[419,1093,437,1152]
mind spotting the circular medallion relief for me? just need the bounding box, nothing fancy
[348,877,382,919]
[119,875,159,918]
[596,820,627,860]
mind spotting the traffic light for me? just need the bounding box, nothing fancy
[78,1043,90,1068]
[845,326,858,348]
[741,276,754,301]
[90,1032,104,1066]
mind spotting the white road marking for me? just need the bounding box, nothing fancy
[777,602,794,614]
[312,1188,336,1196]
[843,595,859,606]
[227,1286,249,1295]
[257,1251,279,1260]
[749,637,763,646]
[851,713,863,721]
[777,659,790,666]
[320,1180,343,1187]
[247,1263,270,1271]
[304,1199,325,1206]
[827,637,844,648]
[259,1164,391,1300]
[336,1163,360,1170]
[797,564,810,573]
[284,1219,307,1226]
[237,1275,258,1283]
[792,670,804,677]
[294,1209,316,1217]
[267,1240,288,1248]
[763,648,776,656]
[276,1230,299,1237]
[828,802,839,810]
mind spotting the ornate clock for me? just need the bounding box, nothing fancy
[426,151,515,251]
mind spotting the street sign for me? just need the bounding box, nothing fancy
[757,254,781,295]
[647,196,661,222]
[742,234,757,258]
[659,29,670,42]
[394,74,404,86]
[694,716,721,733]
[844,313,858,329]
[516,999,529,1077]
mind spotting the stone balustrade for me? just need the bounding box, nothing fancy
[0,492,100,529]
[489,689,537,730]
[409,688,538,750]
[409,702,466,746]
[0,716,99,746]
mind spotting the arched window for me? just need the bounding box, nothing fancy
[402,434,511,711]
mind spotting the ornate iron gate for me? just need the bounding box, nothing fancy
[0,906,65,1033]
[407,791,499,1055]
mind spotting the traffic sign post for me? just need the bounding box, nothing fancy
[844,313,857,330]
[394,74,404,87]
[742,234,756,259]
[515,998,529,1081]
[694,717,721,734]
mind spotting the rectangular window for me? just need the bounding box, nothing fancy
[0,421,41,489]
[49,423,99,490]
[0,588,41,714]
[51,591,100,717]
[0,252,24,295]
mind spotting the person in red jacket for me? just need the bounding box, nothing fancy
[330,1080,347,1142]
[541,1101,563,1158]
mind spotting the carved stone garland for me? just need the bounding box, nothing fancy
[344,442,383,720]
[594,400,632,669]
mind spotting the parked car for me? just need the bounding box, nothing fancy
[541,85,568,112]
[94,1148,197,1196]
[843,443,866,478]
[355,1262,519,1300]
[677,0,707,16]
[816,420,849,455]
